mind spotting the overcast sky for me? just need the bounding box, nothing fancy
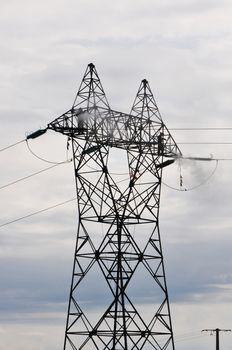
[0,1,232,349]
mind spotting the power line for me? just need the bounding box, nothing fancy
[178,156,232,161]
[26,139,72,165]
[1,150,231,194]
[1,136,232,162]
[0,139,26,152]
[0,162,72,191]
[162,160,219,192]
[178,142,232,145]
[0,198,77,229]
[0,126,231,147]
[175,333,206,343]
[170,127,232,130]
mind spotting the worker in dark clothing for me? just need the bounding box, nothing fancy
[157,132,164,156]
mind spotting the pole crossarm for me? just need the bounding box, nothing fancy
[202,329,231,332]
[202,328,231,350]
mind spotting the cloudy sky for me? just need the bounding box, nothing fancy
[1,0,232,349]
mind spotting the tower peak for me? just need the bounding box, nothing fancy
[72,63,110,109]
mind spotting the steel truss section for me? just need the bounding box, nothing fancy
[48,63,181,350]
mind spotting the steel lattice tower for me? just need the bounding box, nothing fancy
[48,63,181,350]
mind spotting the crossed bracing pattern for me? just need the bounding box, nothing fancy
[48,64,181,350]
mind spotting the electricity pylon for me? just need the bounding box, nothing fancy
[48,63,181,350]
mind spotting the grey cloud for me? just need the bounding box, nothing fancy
[165,238,232,303]
[0,256,71,316]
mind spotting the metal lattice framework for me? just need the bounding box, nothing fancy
[48,63,181,350]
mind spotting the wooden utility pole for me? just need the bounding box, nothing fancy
[202,328,231,350]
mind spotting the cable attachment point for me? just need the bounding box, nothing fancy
[26,128,47,140]
[67,137,71,150]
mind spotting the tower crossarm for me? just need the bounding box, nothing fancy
[47,105,181,158]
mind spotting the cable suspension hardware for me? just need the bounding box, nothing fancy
[26,128,47,140]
